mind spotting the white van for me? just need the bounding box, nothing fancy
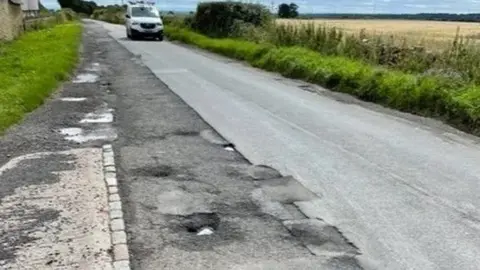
[125,0,164,40]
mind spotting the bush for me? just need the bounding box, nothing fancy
[25,8,78,31]
[270,22,480,84]
[58,0,98,16]
[0,23,82,133]
[193,1,272,37]
[91,6,126,24]
[165,25,480,134]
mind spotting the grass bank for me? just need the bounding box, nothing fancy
[25,9,79,31]
[0,23,82,133]
[165,25,480,134]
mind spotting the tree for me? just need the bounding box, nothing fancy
[277,3,290,18]
[277,2,299,18]
[57,0,98,15]
[288,3,298,18]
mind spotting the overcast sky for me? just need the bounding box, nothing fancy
[41,0,480,14]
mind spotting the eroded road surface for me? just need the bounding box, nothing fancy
[95,20,480,270]
[82,21,362,269]
[2,19,480,270]
[1,21,362,269]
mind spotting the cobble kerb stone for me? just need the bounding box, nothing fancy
[103,144,131,270]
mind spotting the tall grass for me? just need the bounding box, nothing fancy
[250,23,480,84]
[165,24,480,135]
[0,23,82,133]
[91,7,126,24]
[25,9,79,31]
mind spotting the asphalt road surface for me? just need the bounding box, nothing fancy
[95,20,480,270]
[2,19,479,269]
[81,21,363,270]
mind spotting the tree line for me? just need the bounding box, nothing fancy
[300,13,480,23]
[57,0,98,15]
[58,0,480,23]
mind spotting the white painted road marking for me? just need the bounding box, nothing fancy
[73,73,99,83]
[60,97,87,102]
[80,112,114,124]
[59,127,117,143]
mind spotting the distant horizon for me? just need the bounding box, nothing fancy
[41,0,480,14]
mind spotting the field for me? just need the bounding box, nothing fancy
[277,19,480,49]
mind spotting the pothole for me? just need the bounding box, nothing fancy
[197,227,214,236]
[171,130,199,136]
[256,176,320,203]
[130,165,174,177]
[200,129,229,145]
[223,143,236,151]
[168,213,244,251]
[182,212,220,235]
[248,165,282,180]
[283,219,359,256]
[298,84,315,92]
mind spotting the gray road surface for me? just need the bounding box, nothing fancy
[97,21,480,270]
[83,21,362,269]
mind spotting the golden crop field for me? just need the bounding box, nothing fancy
[277,19,480,48]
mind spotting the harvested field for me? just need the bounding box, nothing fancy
[277,19,480,48]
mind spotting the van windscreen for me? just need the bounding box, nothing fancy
[131,6,159,17]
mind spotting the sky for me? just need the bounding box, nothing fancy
[41,0,480,14]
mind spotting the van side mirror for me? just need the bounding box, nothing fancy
[125,14,131,18]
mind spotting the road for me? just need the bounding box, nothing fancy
[97,21,480,270]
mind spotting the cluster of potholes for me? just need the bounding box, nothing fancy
[130,142,362,266]
[67,38,361,265]
[130,129,247,241]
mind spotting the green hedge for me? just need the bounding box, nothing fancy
[165,25,480,134]
[0,23,82,133]
[193,1,271,37]
[91,7,125,24]
[25,9,78,31]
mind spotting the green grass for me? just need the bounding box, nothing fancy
[0,23,83,133]
[165,25,480,134]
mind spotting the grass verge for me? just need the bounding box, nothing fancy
[165,25,480,135]
[0,23,83,133]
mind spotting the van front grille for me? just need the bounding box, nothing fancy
[140,23,155,29]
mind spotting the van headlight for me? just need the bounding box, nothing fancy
[132,22,139,25]
[156,23,162,26]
